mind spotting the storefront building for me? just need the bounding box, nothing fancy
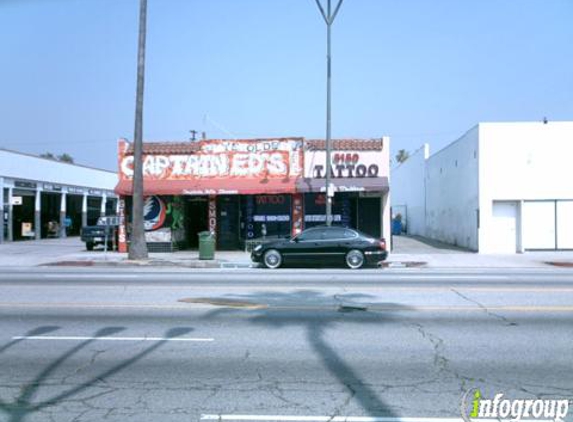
[115,137,391,252]
[0,148,117,243]
[391,121,573,253]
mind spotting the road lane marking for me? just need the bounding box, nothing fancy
[200,416,554,422]
[41,274,139,279]
[0,302,201,309]
[392,275,511,279]
[201,416,461,422]
[4,284,573,292]
[12,335,214,342]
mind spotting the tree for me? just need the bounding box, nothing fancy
[57,153,74,163]
[40,152,74,164]
[39,152,55,160]
[395,149,410,164]
[128,0,149,260]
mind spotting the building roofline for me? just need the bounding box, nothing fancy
[0,147,116,174]
[428,124,479,160]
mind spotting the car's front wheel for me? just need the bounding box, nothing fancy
[263,249,283,269]
[345,249,365,269]
[86,242,94,251]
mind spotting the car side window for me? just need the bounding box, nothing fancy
[322,228,346,240]
[297,229,324,241]
[343,229,357,238]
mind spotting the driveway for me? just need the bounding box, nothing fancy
[0,237,252,268]
[0,237,90,266]
[391,234,472,254]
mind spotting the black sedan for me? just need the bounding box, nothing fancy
[251,226,388,269]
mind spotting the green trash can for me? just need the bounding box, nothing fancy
[198,231,215,260]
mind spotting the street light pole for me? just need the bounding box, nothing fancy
[314,0,344,226]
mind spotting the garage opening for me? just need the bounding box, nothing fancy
[40,192,61,238]
[87,197,102,226]
[11,190,36,241]
[66,195,83,236]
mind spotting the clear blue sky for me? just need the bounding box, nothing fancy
[1,0,571,171]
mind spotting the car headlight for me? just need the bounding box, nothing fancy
[253,244,263,252]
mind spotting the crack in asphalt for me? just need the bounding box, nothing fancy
[409,321,479,397]
[60,349,107,385]
[450,288,518,326]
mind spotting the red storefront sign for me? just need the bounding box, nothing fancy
[115,139,304,196]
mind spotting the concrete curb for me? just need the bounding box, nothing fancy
[38,259,572,270]
[41,259,253,269]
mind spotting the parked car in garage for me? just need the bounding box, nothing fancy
[251,226,388,269]
[80,216,119,251]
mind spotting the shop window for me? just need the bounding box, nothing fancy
[303,193,355,229]
[242,195,291,239]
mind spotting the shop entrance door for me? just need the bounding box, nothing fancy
[357,197,381,238]
[217,196,240,250]
[185,198,208,249]
[491,201,518,253]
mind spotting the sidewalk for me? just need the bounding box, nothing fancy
[45,249,254,269]
[0,236,572,269]
[0,238,252,268]
[388,234,573,268]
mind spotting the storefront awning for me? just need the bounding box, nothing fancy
[115,178,299,196]
[296,177,389,193]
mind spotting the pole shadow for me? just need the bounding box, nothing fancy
[198,290,413,417]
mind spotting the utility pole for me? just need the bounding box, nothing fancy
[314,0,344,226]
[129,0,149,260]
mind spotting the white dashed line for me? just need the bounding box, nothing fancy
[12,335,214,342]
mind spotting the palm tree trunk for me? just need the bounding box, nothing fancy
[129,0,149,260]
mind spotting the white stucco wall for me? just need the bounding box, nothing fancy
[0,149,117,190]
[425,126,480,250]
[390,144,429,236]
[382,136,391,249]
[478,121,573,253]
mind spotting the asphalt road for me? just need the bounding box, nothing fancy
[0,268,572,422]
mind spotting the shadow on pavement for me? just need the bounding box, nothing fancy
[198,289,413,417]
[0,325,193,422]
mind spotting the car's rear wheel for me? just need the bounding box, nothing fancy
[345,249,365,269]
[86,242,94,251]
[263,249,282,269]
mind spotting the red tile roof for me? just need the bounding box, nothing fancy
[305,139,384,151]
[123,137,382,155]
[126,142,200,155]
[124,138,304,155]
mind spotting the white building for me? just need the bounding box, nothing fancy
[391,121,573,253]
[1,148,117,242]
